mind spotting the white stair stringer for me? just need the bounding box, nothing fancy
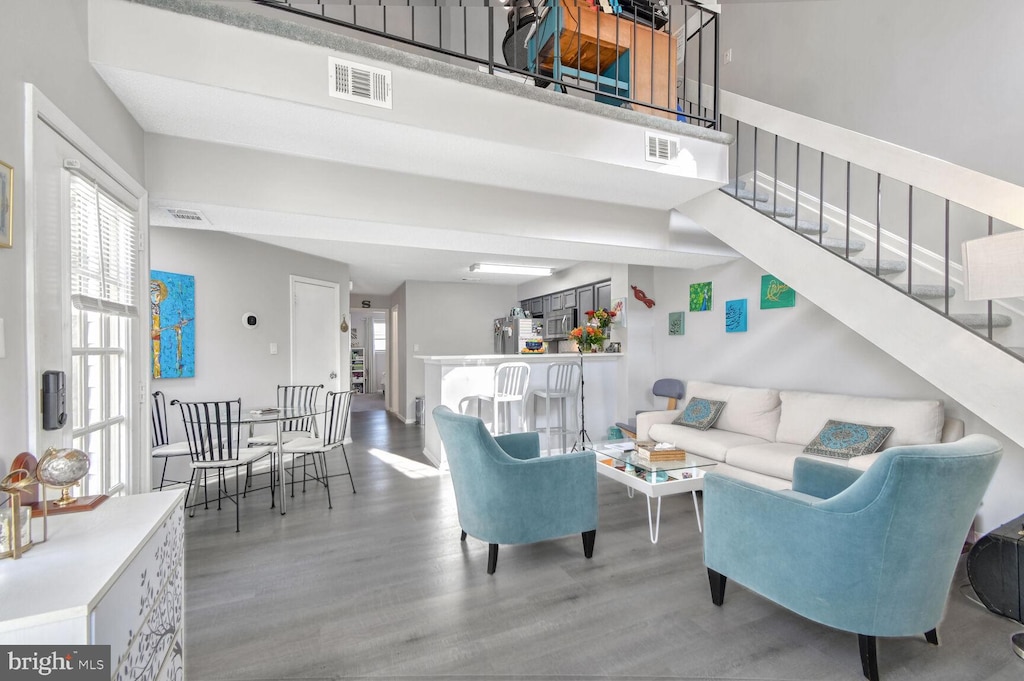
[677,190,1024,449]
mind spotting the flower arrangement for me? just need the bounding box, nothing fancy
[571,308,616,351]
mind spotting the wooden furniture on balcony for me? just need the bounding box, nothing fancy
[528,0,677,120]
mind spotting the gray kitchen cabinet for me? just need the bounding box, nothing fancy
[596,281,612,311]
[577,285,594,315]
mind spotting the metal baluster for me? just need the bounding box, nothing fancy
[666,3,672,111]
[875,172,881,277]
[487,5,493,75]
[944,199,951,316]
[733,119,740,199]
[845,161,851,260]
[753,127,759,209]
[819,151,825,243]
[794,142,801,232]
[987,215,994,338]
[772,133,779,220]
[697,7,703,118]
[907,186,914,297]
[713,12,720,129]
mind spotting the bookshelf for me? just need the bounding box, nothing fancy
[351,347,365,393]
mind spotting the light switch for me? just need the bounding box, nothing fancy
[414,344,420,351]
[269,342,278,355]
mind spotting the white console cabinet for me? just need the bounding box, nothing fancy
[0,490,186,681]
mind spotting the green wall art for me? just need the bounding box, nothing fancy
[668,311,685,335]
[689,281,713,311]
[725,299,748,333]
[760,274,796,309]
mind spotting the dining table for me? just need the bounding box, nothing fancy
[239,404,326,515]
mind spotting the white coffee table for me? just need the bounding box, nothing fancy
[587,440,717,544]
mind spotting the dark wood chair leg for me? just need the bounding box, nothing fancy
[708,568,727,606]
[858,634,879,681]
[925,629,939,645]
[582,529,596,558]
[460,529,467,541]
[487,543,499,575]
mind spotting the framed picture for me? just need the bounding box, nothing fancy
[0,160,12,248]
[668,311,685,335]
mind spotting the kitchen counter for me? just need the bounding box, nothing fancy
[418,352,625,465]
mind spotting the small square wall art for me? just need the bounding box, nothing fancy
[760,274,796,309]
[725,299,748,333]
[668,311,685,336]
[689,282,713,311]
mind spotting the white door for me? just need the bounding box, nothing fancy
[291,276,341,392]
[389,304,399,412]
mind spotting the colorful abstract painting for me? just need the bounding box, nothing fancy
[689,282,713,311]
[760,274,796,309]
[668,311,685,336]
[725,299,748,333]
[151,270,195,378]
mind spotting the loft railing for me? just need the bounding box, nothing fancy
[253,0,719,129]
[721,114,1024,361]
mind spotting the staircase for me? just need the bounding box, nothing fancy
[678,128,1024,448]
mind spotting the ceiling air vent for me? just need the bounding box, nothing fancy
[164,208,210,226]
[328,56,392,110]
[645,131,680,164]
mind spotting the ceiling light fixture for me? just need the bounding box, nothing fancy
[469,263,554,277]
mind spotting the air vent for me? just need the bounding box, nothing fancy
[164,208,210,226]
[645,131,680,164]
[328,56,392,109]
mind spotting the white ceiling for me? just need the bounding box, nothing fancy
[93,0,736,295]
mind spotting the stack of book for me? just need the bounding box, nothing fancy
[635,441,686,463]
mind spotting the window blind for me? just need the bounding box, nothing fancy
[69,173,138,317]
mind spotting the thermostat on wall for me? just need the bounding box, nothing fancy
[242,312,259,328]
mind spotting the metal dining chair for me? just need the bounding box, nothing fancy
[172,398,274,532]
[475,362,531,435]
[280,389,357,509]
[151,390,192,490]
[248,384,324,446]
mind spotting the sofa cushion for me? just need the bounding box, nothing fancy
[776,390,944,449]
[685,381,781,441]
[802,420,894,459]
[673,398,726,430]
[648,423,768,463]
[725,442,852,481]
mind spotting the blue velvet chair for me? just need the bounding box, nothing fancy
[433,405,598,574]
[702,434,1002,681]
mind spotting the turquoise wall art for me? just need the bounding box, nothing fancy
[150,270,195,378]
[725,299,748,333]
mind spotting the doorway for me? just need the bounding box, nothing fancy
[351,308,387,412]
[290,276,341,391]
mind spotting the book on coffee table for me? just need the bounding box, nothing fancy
[635,442,686,462]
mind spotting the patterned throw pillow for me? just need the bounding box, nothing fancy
[672,397,727,431]
[803,420,894,459]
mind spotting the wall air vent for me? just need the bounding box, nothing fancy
[645,131,680,164]
[328,56,392,110]
[164,208,210,226]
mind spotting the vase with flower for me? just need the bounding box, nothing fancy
[570,324,607,352]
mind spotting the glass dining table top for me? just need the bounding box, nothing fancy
[237,406,326,424]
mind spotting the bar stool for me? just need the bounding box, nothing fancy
[528,361,581,454]
[476,362,531,434]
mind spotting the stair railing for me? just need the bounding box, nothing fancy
[722,114,1024,361]
[253,0,719,129]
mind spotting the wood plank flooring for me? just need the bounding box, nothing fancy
[184,410,1023,680]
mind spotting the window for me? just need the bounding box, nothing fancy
[373,319,387,353]
[68,173,138,497]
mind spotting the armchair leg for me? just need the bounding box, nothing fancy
[708,569,727,606]
[487,543,499,575]
[925,629,939,646]
[460,529,467,541]
[858,634,879,681]
[582,529,596,558]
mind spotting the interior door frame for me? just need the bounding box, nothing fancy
[289,275,341,390]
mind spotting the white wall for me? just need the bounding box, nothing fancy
[149,227,350,487]
[0,0,145,470]
[641,258,1024,533]
[400,281,518,421]
[720,0,1024,187]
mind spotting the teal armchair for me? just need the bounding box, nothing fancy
[703,434,1002,681]
[433,406,598,574]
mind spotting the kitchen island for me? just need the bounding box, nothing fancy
[418,352,626,466]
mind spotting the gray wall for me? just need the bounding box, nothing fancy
[150,227,350,487]
[400,281,518,421]
[646,258,1024,533]
[720,0,1024,186]
[0,0,145,469]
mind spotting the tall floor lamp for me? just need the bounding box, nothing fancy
[962,228,1024,659]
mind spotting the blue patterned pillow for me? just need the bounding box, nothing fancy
[673,397,726,431]
[803,420,894,459]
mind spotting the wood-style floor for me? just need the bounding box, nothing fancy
[184,408,1022,680]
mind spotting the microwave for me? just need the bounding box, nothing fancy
[543,307,576,340]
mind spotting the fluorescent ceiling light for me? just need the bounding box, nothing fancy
[469,263,553,277]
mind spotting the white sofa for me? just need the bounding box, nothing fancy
[635,380,965,490]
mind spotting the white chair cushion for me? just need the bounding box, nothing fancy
[247,431,310,446]
[190,446,272,468]
[776,390,944,449]
[281,437,326,454]
[152,441,192,457]
[684,381,782,442]
[647,423,768,462]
